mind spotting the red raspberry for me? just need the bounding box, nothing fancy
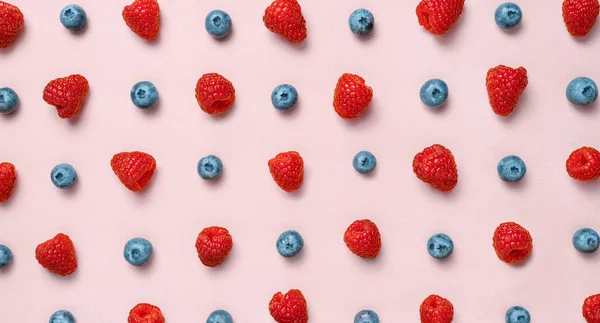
[269,289,308,323]
[128,303,164,323]
[583,294,600,323]
[566,146,600,181]
[333,73,373,119]
[0,1,24,48]
[43,74,89,119]
[420,294,454,323]
[486,65,528,117]
[195,226,233,267]
[195,73,236,115]
[122,0,160,40]
[110,151,157,192]
[0,162,16,203]
[263,0,307,43]
[563,0,599,36]
[268,151,304,193]
[412,144,458,192]
[492,222,533,264]
[416,0,465,35]
[343,219,381,259]
[35,233,77,276]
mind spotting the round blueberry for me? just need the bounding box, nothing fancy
[349,9,374,35]
[495,3,522,29]
[427,233,454,259]
[420,79,448,108]
[276,230,304,257]
[0,244,13,268]
[49,310,75,323]
[130,81,159,109]
[205,10,232,39]
[353,151,377,174]
[197,155,223,180]
[271,84,298,111]
[0,87,19,114]
[123,237,153,266]
[206,309,233,323]
[50,164,77,189]
[573,228,600,253]
[566,77,598,106]
[60,5,87,31]
[505,306,530,323]
[354,309,380,323]
[497,155,526,182]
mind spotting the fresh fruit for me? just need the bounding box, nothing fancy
[197,155,223,180]
[420,79,448,108]
[584,294,600,323]
[562,0,599,36]
[420,294,454,323]
[412,144,458,192]
[195,226,233,267]
[49,310,75,323]
[268,151,304,192]
[344,219,381,259]
[60,4,87,31]
[35,233,77,276]
[492,222,533,264]
[416,0,465,35]
[349,8,375,35]
[124,237,153,266]
[427,233,454,259]
[43,74,89,119]
[122,0,160,40]
[207,310,233,323]
[205,10,232,39]
[494,3,523,29]
[269,289,308,323]
[354,309,380,323]
[0,87,19,114]
[128,303,164,323]
[50,163,77,189]
[271,84,298,111]
[566,146,600,181]
[0,1,24,48]
[130,81,159,109]
[497,155,527,182]
[263,0,307,43]
[333,73,373,119]
[0,162,16,202]
[505,306,530,323]
[573,228,600,253]
[486,65,528,116]
[353,151,377,174]
[110,151,157,192]
[276,230,304,257]
[566,77,598,106]
[0,244,12,268]
[195,73,236,115]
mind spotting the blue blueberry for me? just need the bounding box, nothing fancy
[49,310,75,323]
[205,10,232,39]
[573,228,600,253]
[206,309,233,323]
[354,309,380,323]
[60,5,87,31]
[50,164,77,189]
[497,155,526,182]
[566,77,598,106]
[353,151,377,174]
[123,237,153,266]
[197,155,223,180]
[427,233,454,259]
[505,306,530,323]
[276,230,304,257]
[130,81,159,109]
[419,79,448,108]
[0,87,19,114]
[0,244,13,268]
[349,9,374,35]
[271,84,298,111]
[495,3,522,29]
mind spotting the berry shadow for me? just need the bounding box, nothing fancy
[67,17,89,36]
[210,25,234,45]
[207,102,237,123]
[341,97,380,130]
[570,101,598,116]
[578,250,599,263]
[0,261,13,274]
[139,99,162,118]
[498,91,530,123]
[283,247,307,266]
[0,23,27,56]
[129,255,155,277]
[269,34,310,52]
[500,21,523,35]
[57,179,81,198]
[206,247,236,276]
[354,27,377,43]
[572,179,600,193]
[1,101,21,120]
[574,23,599,44]
[200,168,226,188]
[45,268,80,282]
[501,174,529,190]
[428,97,451,115]
[509,250,534,268]
[276,98,301,120]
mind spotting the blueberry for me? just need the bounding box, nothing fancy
[130,81,159,109]
[497,155,526,182]
[197,155,223,180]
[495,3,522,29]
[50,164,77,189]
[573,228,600,253]
[419,79,448,108]
[353,151,377,174]
[271,84,298,111]
[205,10,232,38]
[60,5,87,31]
[123,237,153,266]
[349,9,374,35]
[206,309,233,323]
[505,306,530,323]
[566,77,598,106]
[0,87,19,114]
[354,309,380,323]
[0,244,13,268]
[276,230,304,257]
[427,233,454,259]
[49,310,75,323]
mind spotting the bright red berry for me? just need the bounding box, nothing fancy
[416,0,465,35]
[566,146,600,181]
[128,303,164,323]
[413,144,458,192]
[583,294,600,323]
[486,65,528,117]
[195,226,233,267]
[333,73,373,119]
[195,73,236,115]
[35,233,77,276]
[420,294,454,323]
[263,0,307,43]
[122,0,160,40]
[343,219,381,259]
[0,162,16,203]
[492,222,533,264]
[110,151,157,192]
[269,289,308,323]
[43,74,89,119]
[563,0,599,36]
[268,151,304,192]
[0,1,23,48]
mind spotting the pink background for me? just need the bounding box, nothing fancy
[1,0,600,322]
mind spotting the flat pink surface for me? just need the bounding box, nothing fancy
[1,0,600,322]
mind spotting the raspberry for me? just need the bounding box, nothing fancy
[122,0,160,40]
[333,73,373,119]
[195,226,233,267]
[269,289,308,323]
[0,1,24,48]
[420,295,454,323]
[268,151,304,192]
[35,233,77,276]
[195,73,236,115]
[412,144,458,192]
[584,294,600,323]
[0,162,16,203]
[43,74,89,119]
[563,0,599,36]
[110,151,157,192]
[486,65,528,117]
[492,222,533,264]
[263,0,307,43]
[416,0,465,35]
[128,303,164,323]
[343,219,381,259]
[566,146,600,181]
